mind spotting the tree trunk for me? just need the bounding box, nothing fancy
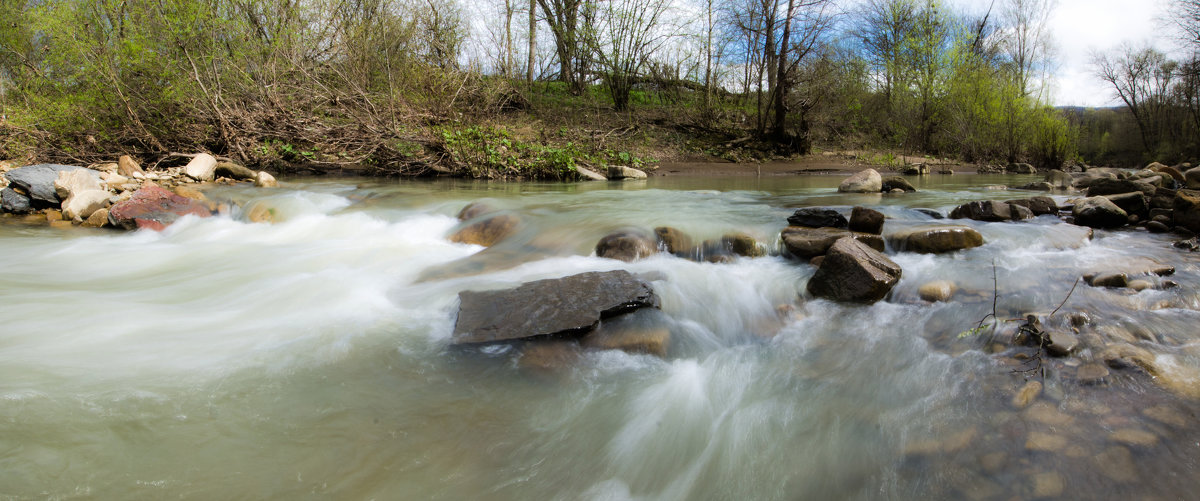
[770,0,795,142]
[528,0,536,83]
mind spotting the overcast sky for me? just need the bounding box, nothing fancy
[956,0,1177,107]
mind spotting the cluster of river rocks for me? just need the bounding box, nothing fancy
[447,165,1197,396]
[0,155,278,229]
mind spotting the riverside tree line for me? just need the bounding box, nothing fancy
[0,0,1197,177]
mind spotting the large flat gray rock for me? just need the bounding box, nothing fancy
[452,270,659,344]
[5,164,96,204]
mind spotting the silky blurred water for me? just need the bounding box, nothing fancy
[1,173,1198,500]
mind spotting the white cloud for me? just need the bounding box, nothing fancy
[1042,0,1176,106]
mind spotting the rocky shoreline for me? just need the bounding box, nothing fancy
[445,165,1198,406]
[0,154,278,229]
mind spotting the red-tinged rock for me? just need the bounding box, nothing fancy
[108,185,213,230]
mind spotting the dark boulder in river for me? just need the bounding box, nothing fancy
[1006,196,1058,216]
[1086,178,1156,198]
[787,208,847,228]
[452,270,660,344]
[1173,189,1200,234]
[881,176,917,193]
[107,185,213,230]
[807,237,902,303]
[949,200,1032,222]
[849,206,885,234]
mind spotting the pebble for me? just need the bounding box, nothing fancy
[1076,363,1110,384]
[1127,279,1153,291]
[1088,272,1128,288]
[1094,446,1138,483]
[1012,380,1042,409]
[1025,431,1068,452]
[919,280,957,302]
[1109,428,1159,447]
[1024,402,1074,426]
[81,208,109,228]
[1151,266,1175,276]
[1142,405,1188,427]
[1064,445,1090,458]
[940,426,977,453]
[1031,471,1064,498]
[978,452,1007,473]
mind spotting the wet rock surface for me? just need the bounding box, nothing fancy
[807,237,902,303]
[449,213,520,247]
[849,206,885,234]
[838,168,883,193]
[881,176,916,192]
[788,208,848,228]
[781,226,885,259]
[595,229,658,262]
[1072,196,1128,228]
[107,185,213,230]
[452,270,660,344]
[950,200,1030,222]
[887,225,984,254]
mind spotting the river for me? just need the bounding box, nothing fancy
[1,173,1198,499]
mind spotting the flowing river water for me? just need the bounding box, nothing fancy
[1,173,1199,499]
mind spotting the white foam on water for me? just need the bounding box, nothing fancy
[0,204,476,387]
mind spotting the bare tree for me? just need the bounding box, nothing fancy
[1094,45,1176,153]
[537,0,593,93]
[1001,0,1056,98]
[1173,0,1200,48]
[528,0,537,83]
[590,0,673,111]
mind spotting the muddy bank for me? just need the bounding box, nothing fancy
[655,153,974,177]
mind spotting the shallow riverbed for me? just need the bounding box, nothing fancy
[1,173,1198,500]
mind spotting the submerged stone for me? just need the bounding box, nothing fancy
[887,225,984,253]
[721,232,764,257]
[581,309,671,357]
[595,229,658,262]
[918,280,957,302]
[1012,380,1042,409]
[654,226,693,255]
[449,213,520,247]
[451,270,659,344]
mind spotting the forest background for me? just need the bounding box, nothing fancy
[1,0,1198,179]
